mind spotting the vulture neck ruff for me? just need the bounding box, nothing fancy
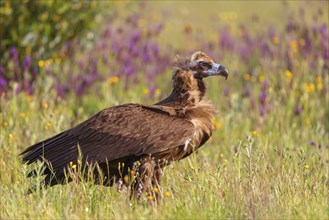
[157,58,206,107]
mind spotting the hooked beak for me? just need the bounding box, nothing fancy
[206,63,229,80]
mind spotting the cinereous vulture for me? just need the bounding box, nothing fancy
[20,51,228,198]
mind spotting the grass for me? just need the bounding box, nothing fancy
[1,69,328,219]
[1,1,328,219]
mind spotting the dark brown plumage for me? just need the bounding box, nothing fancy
[20,51,228,198]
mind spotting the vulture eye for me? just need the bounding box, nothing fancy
[199,61,210,69]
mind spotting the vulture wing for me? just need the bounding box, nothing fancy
[21,104,194,176]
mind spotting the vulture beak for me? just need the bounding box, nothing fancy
[207,63,229,80]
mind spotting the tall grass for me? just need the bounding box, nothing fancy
[1,1,328,219]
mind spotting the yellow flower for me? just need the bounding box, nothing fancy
[252,130,258,136]
[42,102,49,109]
[3,121,9,127]
[304,165,309,169]
[19,112,27,118]
[289,40,298,53]
[165,191,171,197]
[223,159,228,163]
[258,74,265,82]
[155,88,161,96]
[106,76,120,85]
[272,36,280,45]
[303,83,315,93]
[147,195,153,200]
[130,169,136,175]
[124,175,129,183]
[143,88,149,95]
[9,133,15,142]
[316,76,323,91]
[243,73,251,81]
[154,187,159,193]
[45,122,52,130]
[220,153,224,158]
[69,161,76,169]
[213,120,221,129]
[284,70,293,82]
[38,60,45,68]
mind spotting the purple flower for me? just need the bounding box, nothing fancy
[308,140,316,146]
[223,86,230,97]
[243,85,251,97]
[219,26,234,52]
[258,105,265,116]
[131,30,141,43]
[259,91,267,105]
[262,80,269,91]
[319,24,328,38]
[0,71,7,88]
[10,47,18,61]
[23,56,32,70]
[295,106,302,116]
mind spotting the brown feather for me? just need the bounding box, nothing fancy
[20,51,228,198]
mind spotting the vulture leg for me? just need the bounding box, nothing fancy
[130,156,156,200]
[152,165,163,200]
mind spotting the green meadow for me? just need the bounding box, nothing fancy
[0,1,328,219]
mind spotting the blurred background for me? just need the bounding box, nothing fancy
[1,0,328,172]
[1,1,328,218]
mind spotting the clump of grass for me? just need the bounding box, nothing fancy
[1,1,328,219]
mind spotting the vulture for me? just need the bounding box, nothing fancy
[20,51,228,198]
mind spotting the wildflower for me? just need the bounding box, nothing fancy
[272,36,280,45]
[124,175,129,183]
[9,133,15,142]
[316,76,323,91]
[220,153,224,158]
[147,195,153,201]
[295,106,302,116]
[38,60,45,68]
[154,187,159,193]
[19,112,27,118]
[23,56,32,71]
[165,191,171,197]
[213,120,221,129]
[106,76,120,85]
[130,169,136,175]
[143,88,149,95]
[304,165,309,169]
[243,73,251,81]
[259,91,267,104]
[3,121,8,127]
[69,161,76,169]
[45,122,52,130]
[303,83,315,93]
[252,130,258,136]
[258,74,265,82]
[85,207,89,212]
[223,159,228,163]
[42,102,49,109]
[289,40,298,53]
[155,88,161,96]
[284,70,293,83]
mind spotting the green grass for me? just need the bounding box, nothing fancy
[1,68,328,218]
[1,1,328,219]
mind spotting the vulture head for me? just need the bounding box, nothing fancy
[189,51,229,80]
[166,51,229,106]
